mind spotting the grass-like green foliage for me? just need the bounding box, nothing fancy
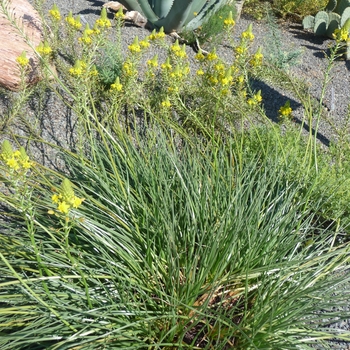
[0,1,350,349]
[1,127,350,349]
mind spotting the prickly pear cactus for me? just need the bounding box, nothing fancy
[302,0,350,38]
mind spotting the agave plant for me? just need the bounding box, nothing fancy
[117,0,232,33]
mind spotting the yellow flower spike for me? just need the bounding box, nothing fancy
[96,7,111,28]
[221,68,233,86]
[115,7,124,20]
[175,44,187,58]
[250,46,263,66]
[224,11,235,27]
[278,100,292,118]
[207,48,218,61]
[171,39,181,53]
[49,3,61,21]
[195,49,205,61]
[161,57,172,70]
[149,29,157,40]
[1,140,13,160]
[69,60,85,76]
[110,76,123,91]
[139,37,150,49]
[61,178,75,202]
[79,29,92,45]
[147,54,158,68]
[156,27,165,39]
[16,51,29,67]
[18,147,32,169]
[254,90,262,103]
[196,68,204,76]
[92,22,101,35]
[241,23,254,41]
[161,97,171,108]
[128,36,141,53]
[65,11,75,27]
[74,15,82,30]
[333,27,349,42]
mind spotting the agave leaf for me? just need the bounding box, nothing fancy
[154,0,195,32]
[115,0,144,14]
[153,0,175,18]
[184,0,228,31]
[136,0,159,22]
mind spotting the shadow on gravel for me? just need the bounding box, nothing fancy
[251,79,331,147]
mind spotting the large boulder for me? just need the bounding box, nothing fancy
[0,0,43,91]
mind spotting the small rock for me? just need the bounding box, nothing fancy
[0,0,44,91]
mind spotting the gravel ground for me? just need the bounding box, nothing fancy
[1,1,350,348]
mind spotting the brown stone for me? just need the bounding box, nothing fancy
[0,0,44,91]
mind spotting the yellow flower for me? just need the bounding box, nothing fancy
[254,90,262,103]
[95,8,111,28]
[161,57,172,70]
[16,51,29,67]
[195,50,205,61]
[140,37,150,49]
[193,12,198,16]
[241,24,254,41]
[149,27,165,40]
[278,100,292,118]
[52,193,61,203]
[147,54,158,68]
[235,45,247,56]
[69,60,85,76]
[110,77,123,91]
[36,41,52,56]
[250,47,263,67]
[333,27,349,42]
[58,201,70,214]
[6,157,20,170]
[128,36,141,53]
[175,44,187,58]
[65,11,82,30]
[170,39,181,53]
[223,11,235,27]
[115,7,125,20]
[207,49,218,61]
[49,4,61,21]
[72,196,84,208]
[161,97,171,108]
[196,68,204,76]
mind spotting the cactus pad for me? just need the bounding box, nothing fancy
[302,15,315,29]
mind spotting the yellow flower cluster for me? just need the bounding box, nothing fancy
[247,90,262,106]
[161,97,171,108]
[161,57,172,71]
[147,54,158,68]
[0,140,33,173]
[65,11,82,30]
[249,47,263,67]
[115,7,125,20]
[78,24,95,45]
[95,8,111,28]
[333,27,349,42]
[223,11,235,28]
[16,51,29,67]
[69,59,87,76]
[123,60,137,77]
[36,41,52,56]
[51,178,84,214]
[49,4,61,21]
[110,77,123,91]
[241,24,254,41]
[149,27,165,41]
[128,36,142,53]
[170,40,187,59]
[207,49,218,61]
[278,100,292,119]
